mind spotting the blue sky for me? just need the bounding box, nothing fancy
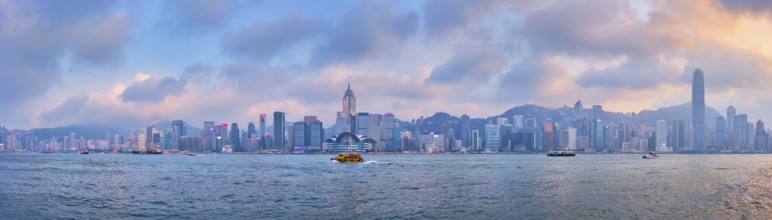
[1,0,772,130]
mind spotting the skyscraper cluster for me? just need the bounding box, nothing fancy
[2,69,771,154]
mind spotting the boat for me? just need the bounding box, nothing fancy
[547,151,575,157]
[184,152,197,156]
[130,149,163,154]
[79,150,89,154]
[642,151,659,159]
[331,151,364,162]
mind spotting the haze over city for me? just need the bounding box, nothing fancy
[1,0,771,130]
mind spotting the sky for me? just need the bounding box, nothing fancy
[1,0,772,130]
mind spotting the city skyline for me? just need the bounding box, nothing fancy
[2,0,772,130]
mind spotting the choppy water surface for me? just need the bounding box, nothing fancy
[1,153,772,219]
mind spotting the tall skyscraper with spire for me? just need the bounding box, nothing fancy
[342,84,357,133]
[692,69,705,150]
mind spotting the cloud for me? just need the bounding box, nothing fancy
[497,55,572,101]
[311,1,418,66]
[41,93,90,122]
[718,0,772,16]
[578,55,684,89]
[425,43,507,84]
[180,63,214,84]
[120,76,187,103]
[162,0,255,35]
[523,0,692,58]
[422,0,532,37]
[0,0,132,106]
[69,12,134,67]
[220,60,291,96]
[21,0,117,26]
[680,45,772,93]
[220,13,327,61]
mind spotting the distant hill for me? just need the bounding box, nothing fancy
[31,124,126,140]
[152,120,202,137]
[637,102,721,128]
[408,102,723,137]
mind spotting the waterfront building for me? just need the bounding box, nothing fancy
[384,113,397,151]
[513,115,524,128]
[735,114,749,146]
[203,121,215,151]
[594,119,605,151]
[727,105,736,146]
[656,120,668,151]
[308,120,324,150]
[230,123,240,152]
[544,120,555,152]
[145,126,154,150]
[715,117,726,148]
[471,129,480,152]
[755,120,768,151]
[671,120,691,151]
[525,118,537,129]
[172,120,185,150]
[485,124,500,152]
[567,128,577,150]
[274,111,286,149]
[292,121,305,150]
[574,99,583,117]
[592,105,603,120]
[259,114,266,149]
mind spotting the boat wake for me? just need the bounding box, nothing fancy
[364,161,377,164]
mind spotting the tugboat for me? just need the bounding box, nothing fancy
[547,151,575,157]
[331,151,364,162]
[642,151,659,159]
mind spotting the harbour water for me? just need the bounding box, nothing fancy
[1,153,772,219]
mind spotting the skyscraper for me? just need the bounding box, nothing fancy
[458,114,470,147]
[735,114,748,146]
[274,111,286,149]
[230,123,240,152]
[259,114,266,149]
[384,113,397,151]
[342,84,357,133]
[220,123,228,149]
[574,100,583,117]
[146,125,154,150]
[484,124,499,152]
[592,105,603,120]
[716,116,726,148]
[308,120,324,150]
[247,122,256,151]
[692,69,705,150]
[656,120,667,151]
[203,121,215,151]
[727,105,736,146]
[172,120,185,150]
[292,121,305,149]
[755,120,768,151]
[594,119,605,152]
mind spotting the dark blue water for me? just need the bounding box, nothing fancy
[1,153,771,219]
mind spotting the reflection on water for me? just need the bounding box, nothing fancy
[1,154,772,219]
